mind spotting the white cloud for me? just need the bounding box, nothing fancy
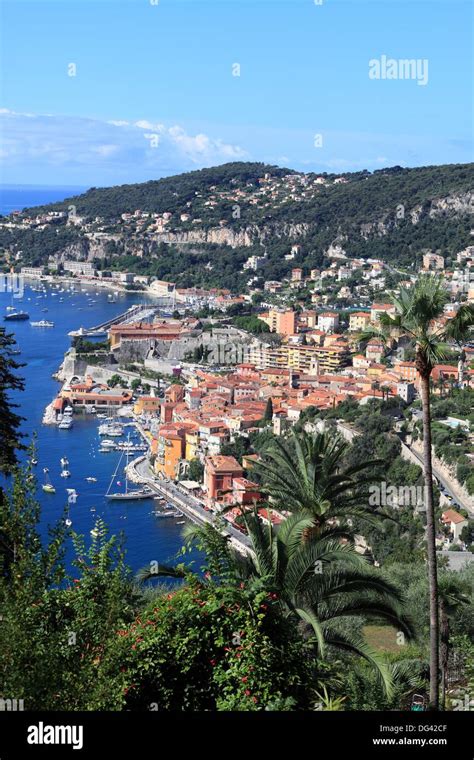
[0,110,248,184]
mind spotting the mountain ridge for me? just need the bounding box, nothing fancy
[0,161,473,289]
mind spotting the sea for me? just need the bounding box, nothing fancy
[0,187,199,575]
[0,185,88,216]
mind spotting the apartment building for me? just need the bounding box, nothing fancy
[349,311,371,331]
[63,260,97,276]
[260,309,296,336]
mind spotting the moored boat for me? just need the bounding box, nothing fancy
[4,311,29,321]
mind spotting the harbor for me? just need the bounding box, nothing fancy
[1,282,199,572]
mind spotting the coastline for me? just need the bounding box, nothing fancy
[20,272,149,295]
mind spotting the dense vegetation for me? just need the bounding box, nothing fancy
[1,162,472,288]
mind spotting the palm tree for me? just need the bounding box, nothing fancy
[438,575,470,709]
[138,513,414,697]
[361,274,474,709]
[251,429,382,539]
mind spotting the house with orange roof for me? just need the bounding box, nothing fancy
[349,311,371,331]
[396,361,418,383]
[370,303,396,324]
[366,339,385,363]
[154,425,186,479]
[204,455,244,504]
[441,509,468,543]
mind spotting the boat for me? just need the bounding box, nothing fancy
[58,418,73,430]
[42,468,55,494]
[100,439,117,449]
[41,308,48,312]
[98,423,124,437]
[60,457,69,467]
[4,311,29,321]
[85,476,97,482]
[31,320,54,327]
[154,509,180,518]
[65,518,73,527]
[30,457,38,466]
[105,438,153,501]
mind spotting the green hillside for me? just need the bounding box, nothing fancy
[0,161,472,289]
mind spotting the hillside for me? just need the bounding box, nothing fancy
[0,161,473,289]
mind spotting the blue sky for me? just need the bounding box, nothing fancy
[1,0,472,186]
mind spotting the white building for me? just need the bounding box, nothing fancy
[317,312,339,333]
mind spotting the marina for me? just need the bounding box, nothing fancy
[0,283,198,572]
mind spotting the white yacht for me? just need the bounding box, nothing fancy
[98,423,124,437]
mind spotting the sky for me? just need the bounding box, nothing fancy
[0,0,472,186]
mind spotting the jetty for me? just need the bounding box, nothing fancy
[68,304,154,338]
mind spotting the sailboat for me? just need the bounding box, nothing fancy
[42,468,56,494]
[60,457,71,478]
[105,437,153,500]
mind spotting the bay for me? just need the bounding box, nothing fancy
[1,281,196,574]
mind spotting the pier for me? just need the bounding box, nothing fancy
[68,304,158,338]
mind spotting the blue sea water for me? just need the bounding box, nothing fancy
[0,282,197,575]
[0,185,88,216]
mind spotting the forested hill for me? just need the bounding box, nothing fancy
[23,162,297,218]
[1,161,473,289]
[19,161,473,222]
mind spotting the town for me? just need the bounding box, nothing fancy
[41,242,474,559]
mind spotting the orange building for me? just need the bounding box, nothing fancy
[397,361,418,382]
[134,396,161,415]
[154,426,186,479]
[204,455,243,504]
[260,309,296,336]
[108,321,183,349]
[165,384,185,403]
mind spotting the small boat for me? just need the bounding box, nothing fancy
[31,320,54,327]
[176,520,186,525]
[41,308,48,312]
[98,423,124,436]
[65,518,72,527]
[31,458,38,466]
[60,457,69,468]
[58,418,73,430]
[42,468,55,494]
[60,470,71,478]
[4,311,29,321]
[85,476,97,482]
